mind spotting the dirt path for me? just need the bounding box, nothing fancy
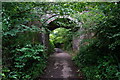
[38,50,83,80]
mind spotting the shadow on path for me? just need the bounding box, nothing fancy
[37,48,83,80]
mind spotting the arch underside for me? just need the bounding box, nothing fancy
[39,14,82,51]
[48,18,74,31]
[42,14,81,31]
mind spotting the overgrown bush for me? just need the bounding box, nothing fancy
[2,2,50,80]
[2,44,48,80]
[73,39,120,80]
[73,2,120,80]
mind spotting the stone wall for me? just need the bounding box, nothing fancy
[25,15,94,53]
[72,27,94,51]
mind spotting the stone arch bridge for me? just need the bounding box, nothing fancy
[26,14,91,53]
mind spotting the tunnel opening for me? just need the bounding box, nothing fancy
[49,27,73,50]
[44,16,81,54]
[47,17,76,52]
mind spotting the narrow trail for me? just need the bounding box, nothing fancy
[38,48,83,80]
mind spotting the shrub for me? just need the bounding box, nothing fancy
[2,44,48,80]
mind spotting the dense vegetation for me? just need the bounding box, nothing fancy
[73,2,120,80]
[1,2,120,80]
[50,28,73,50]
[2,2,49,80]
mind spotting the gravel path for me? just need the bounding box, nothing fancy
[37,49,83,80]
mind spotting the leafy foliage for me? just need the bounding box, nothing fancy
[50,28,73,50]
[73,2,120,80]
[2,44,47,80]
[2,2,48,80]
[2,2,120,80]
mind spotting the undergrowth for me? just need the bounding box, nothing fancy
[2,44,48,80]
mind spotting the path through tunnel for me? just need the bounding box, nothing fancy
[36,15,84,79]
[3,3,119,80]
[43,15,81,53]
